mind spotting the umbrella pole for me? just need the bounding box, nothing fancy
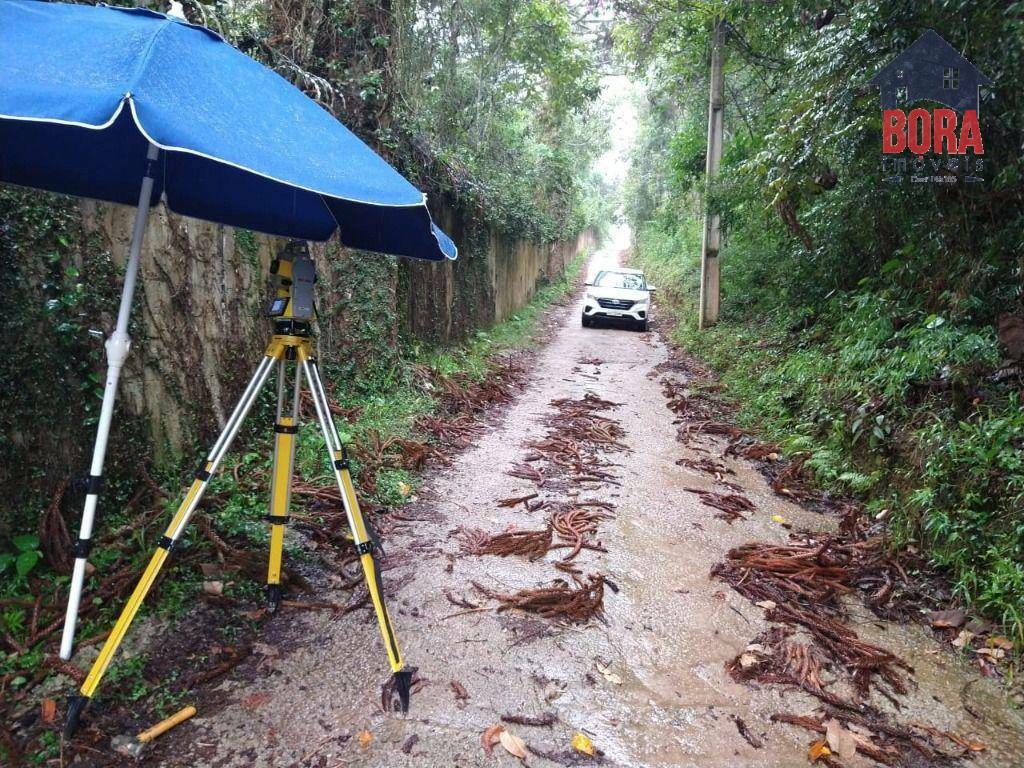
[59,142,161,661]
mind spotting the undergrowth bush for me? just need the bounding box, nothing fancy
[625,0,1023,638]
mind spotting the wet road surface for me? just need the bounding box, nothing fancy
[177,243,1024,767]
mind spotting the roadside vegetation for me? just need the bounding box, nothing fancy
[620,1,1024,637]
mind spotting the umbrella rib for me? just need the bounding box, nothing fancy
[126,19,173,99]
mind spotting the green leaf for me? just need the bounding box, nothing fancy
[15,550,40,578]
[0,553,14,573]
[12,534,39,552]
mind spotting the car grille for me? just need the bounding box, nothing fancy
[597,298,635,310]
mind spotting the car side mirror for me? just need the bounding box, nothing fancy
[585,281,595,286]
[647,286,657,293]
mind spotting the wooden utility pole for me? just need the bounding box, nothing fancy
[698,17,726,329]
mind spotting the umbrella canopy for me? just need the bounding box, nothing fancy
[0,0,456,261]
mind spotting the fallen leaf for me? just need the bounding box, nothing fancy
[965,618,994,634]
[738,652,761,669]
[451,680,470,700]
[755,600,776,611]
[988,636,1014,651]
[808,739,832,762]
[572,731,595,756]
[824,718,857,759]
[499,730,527,759]
[848,729,886,757]
[771,514,786,524]
[595,662,622,685]
[481,724,505,757]
[241,692,272,711]
[252,642,279,657]
[202,580,224,596]
[975,647,1005,660]
[40,698,56,724]
[927,609,967,628]
[358,730,373,749]
[398,481,411,497]
[952,630,974,649]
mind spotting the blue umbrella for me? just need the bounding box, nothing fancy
[0,0,456,257]
[0,0,456,665]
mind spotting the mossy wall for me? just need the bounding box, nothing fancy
[400,199,597,342]
[0,189,593,517]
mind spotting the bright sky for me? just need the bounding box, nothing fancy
[594,74,639,190]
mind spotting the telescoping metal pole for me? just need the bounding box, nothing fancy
[60,142,161,661]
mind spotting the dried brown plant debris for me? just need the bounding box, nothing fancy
[451,526,490,555]
[714,538,919,707]
[725,441,780,461]
[473,576,605,622]
[772,709,985,766]
[677,420,745,443]
[684,487,756,523]
[475,526,553,561]
[549,506,612,561]
[501,712,558,726]
[497,492,540,508]
[770,455,819,501]
[676,456,734,477]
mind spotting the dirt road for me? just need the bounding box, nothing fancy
[173,242,1024,768]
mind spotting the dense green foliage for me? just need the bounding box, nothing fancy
[622,2,1024,634]
[395,0,612,240]
[0,188,150,519]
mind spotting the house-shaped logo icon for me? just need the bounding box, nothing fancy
[868,30,991,113]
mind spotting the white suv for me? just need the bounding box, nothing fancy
[582,268,654,331]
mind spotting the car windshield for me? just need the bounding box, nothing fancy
[595,271,645,290]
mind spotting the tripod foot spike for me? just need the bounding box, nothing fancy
[266,584,282,614]
[393,669,413,714]
[64,695,88,739]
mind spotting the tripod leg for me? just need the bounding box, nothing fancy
[65,353,278,738]
[265,359,301,613]
[301,356,413,712]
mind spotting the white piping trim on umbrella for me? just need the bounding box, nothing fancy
[0,96,418,208]
[0,99,129,132]
[0,96,457,258]
[99,3,227,44]
[130,97,456,259]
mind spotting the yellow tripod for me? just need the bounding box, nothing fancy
[65,245,412,737]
